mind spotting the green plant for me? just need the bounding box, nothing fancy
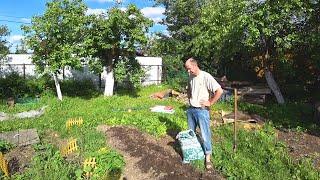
[13,144,78,179]
[0,140,14,152]
[163,56,188,92]
[0,72,54,100]
[213,124,320,179]
[93,148,125,179]
[114,57,145,89]
[60,79,99,98]
[1,85,319,179]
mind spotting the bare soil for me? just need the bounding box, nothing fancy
[97,125,224,180]
[4,126,320,178]
[4,145,35,175]
[277,130,320,169]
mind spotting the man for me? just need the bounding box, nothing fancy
[185,57,223,170]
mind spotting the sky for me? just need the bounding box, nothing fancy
[0,0,167,52]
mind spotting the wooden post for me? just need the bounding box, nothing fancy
[233,88,237,153]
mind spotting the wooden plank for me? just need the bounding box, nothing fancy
[237,86,271,95]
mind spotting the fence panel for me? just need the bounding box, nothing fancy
[0,63,165,88]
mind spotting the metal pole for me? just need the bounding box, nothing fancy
[233,88,237,153]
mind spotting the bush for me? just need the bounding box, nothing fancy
[0,72,52,99]
[60,78,99,97]
[163,56,188,92]
[0,72,99,100]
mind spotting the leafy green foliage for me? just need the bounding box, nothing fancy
[239,101,319,133]
[0,140,14,152]
[0,72,49,99]
[22,0,89,75]
[60,79,99,98]
[114,57,145,89]
[0,86,319,178]
[156,0,204,58]
[162,55,188,91]
[87,4,153,94]
[83,148,125,179]
[0,25,10,61]
[13,144,78,179]
[154,0,319,101]
[213,124,319,179]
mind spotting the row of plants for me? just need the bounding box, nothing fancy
[0,84,319,179]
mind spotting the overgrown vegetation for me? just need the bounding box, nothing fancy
[0,83,319,179]
[153,0,320,102]
[213,124,318,179]
[0,0,319,178]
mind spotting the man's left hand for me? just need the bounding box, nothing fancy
[200,100,211,107]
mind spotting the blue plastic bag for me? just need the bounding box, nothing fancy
[176,129,205,163]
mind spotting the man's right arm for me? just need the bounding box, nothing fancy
[208,87,223,106]
[187,84,191,99]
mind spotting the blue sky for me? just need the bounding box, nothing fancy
[0,0,166,52]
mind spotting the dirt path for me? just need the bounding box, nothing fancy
[97,125,224,180]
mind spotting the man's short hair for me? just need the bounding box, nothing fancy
[186,57,198,66]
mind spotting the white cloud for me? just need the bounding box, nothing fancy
[8,35,24,43]
[86,8,107,15]
[141,7,165,23]
[20,18,31,23]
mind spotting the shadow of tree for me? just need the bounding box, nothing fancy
[114,86,139,98]
[240,102,320,137]
[158,116,183,159]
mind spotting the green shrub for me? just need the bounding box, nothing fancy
[163,56,188,92]
[0,72,53,99]
[60,79,98,98]
[13,144,78,180]
[213,124,320,179]
[0,140,14,152]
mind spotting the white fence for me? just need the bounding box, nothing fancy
[0,54,163,87]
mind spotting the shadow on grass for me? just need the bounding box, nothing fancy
[158,116,183,159]
[114,87,140,98]
[239,101,320,137]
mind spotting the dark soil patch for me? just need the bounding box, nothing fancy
[277,130,320,169]
[4,145,35,175]
[97,125,224,180]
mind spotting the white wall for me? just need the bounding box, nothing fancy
[137,56,162,85]
[1,54,36,77]
[1,54,162,87]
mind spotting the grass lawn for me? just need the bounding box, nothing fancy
[0,85,319,179]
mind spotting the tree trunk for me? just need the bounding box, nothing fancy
[265,70,284,104]
[53,72,63,101]
[104,65,114,96]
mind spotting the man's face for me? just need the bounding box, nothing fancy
[185,62,198,76]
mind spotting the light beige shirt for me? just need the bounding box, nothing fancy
[188,70,221,107]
